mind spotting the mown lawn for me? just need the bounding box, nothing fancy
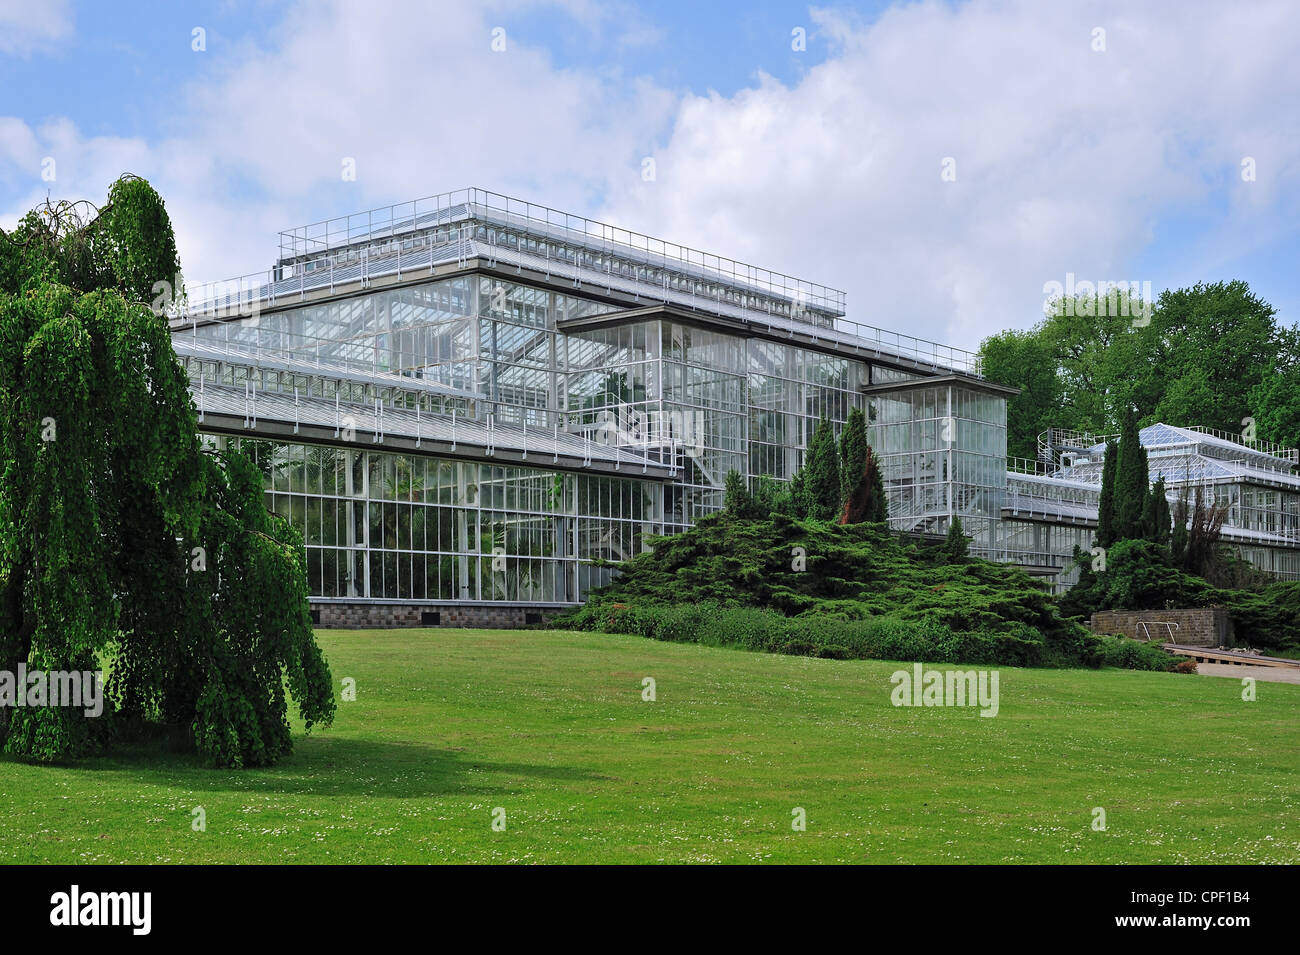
[2,628,1297,864]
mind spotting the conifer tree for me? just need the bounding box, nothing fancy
[1143,477,1172,547]
[1113,408,1149,542]
[1171,491,1190,566]
[839,407,868,506]
[944,515,969,561]
[840,445,889,524]
[1097,439,1119,548]
[724,468,755,518]
[804,416,841,522]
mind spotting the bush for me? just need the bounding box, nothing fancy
[568,512,1087,641]
[557,599,1177,670]
[1092,634,1179,671]
[553,513,1189,670]
[1059,540,1300,652]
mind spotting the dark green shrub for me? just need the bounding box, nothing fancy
[1059,539,1300,652]
[1093,635,1178,671]
[559,599,1143,669]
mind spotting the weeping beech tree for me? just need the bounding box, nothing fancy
[0,176,334,765]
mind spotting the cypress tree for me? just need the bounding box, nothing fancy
[790,469,809,520]
[840,444,889,524]
[1097,439,1119,548]
[1170,490,1190,566]
[944,515,969,561]
[1143,477,1171,546]
[1154,483,1172,548]
[1113,408,1149,541]
[804,416,841,522]
[723,468,754,518]
[866,446,888,522]
[839,407,868,506]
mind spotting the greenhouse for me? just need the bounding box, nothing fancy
[170,188,1300,622]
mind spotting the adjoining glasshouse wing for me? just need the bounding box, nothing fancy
[169,188,1300,626]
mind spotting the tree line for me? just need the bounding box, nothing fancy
[979,281,1299,459]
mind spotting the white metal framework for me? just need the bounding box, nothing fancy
[169,191,1300,605]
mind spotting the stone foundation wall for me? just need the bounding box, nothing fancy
[1089,608,1234,647]
[310,602,567,630]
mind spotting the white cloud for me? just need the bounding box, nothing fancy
[601,0,1300,350]
[163,0,674,278]
[3,0,674,282]
[0,0,72,56]
[0,120,152,234]
[1,0,1297,351]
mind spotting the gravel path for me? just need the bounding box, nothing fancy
[1196,662,1300,685]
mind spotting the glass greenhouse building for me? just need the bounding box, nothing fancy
[170,188,1300,625]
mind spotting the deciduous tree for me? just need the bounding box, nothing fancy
[0,177,334,765]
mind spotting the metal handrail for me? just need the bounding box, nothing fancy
[1185,425,1299,462]
[1137,621,1180,643]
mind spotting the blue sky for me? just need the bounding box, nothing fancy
[2,0,1297,351]
[4,2,857,135]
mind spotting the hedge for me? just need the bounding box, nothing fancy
[560,600,1177,671]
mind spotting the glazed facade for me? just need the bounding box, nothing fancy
[172,189,1300,611]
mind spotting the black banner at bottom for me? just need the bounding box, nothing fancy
[3,863,1286,941]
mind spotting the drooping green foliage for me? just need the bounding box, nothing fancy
[1096,439,1119,548]
[96,176,184,305]
[557,510,1168,668]
[0,177,334,765]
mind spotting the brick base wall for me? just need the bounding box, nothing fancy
[1089,608,1234,647]
[310,602,568,630]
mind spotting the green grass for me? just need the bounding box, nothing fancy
[2,628,1298,863]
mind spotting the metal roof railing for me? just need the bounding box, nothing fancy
[275,187,847,315]
[1007,456,1058,476]
[1184,425,1300,463]
[172,187,985,377]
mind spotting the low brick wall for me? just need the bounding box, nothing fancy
[1089,608,1234,647]
[310,602,568,630]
